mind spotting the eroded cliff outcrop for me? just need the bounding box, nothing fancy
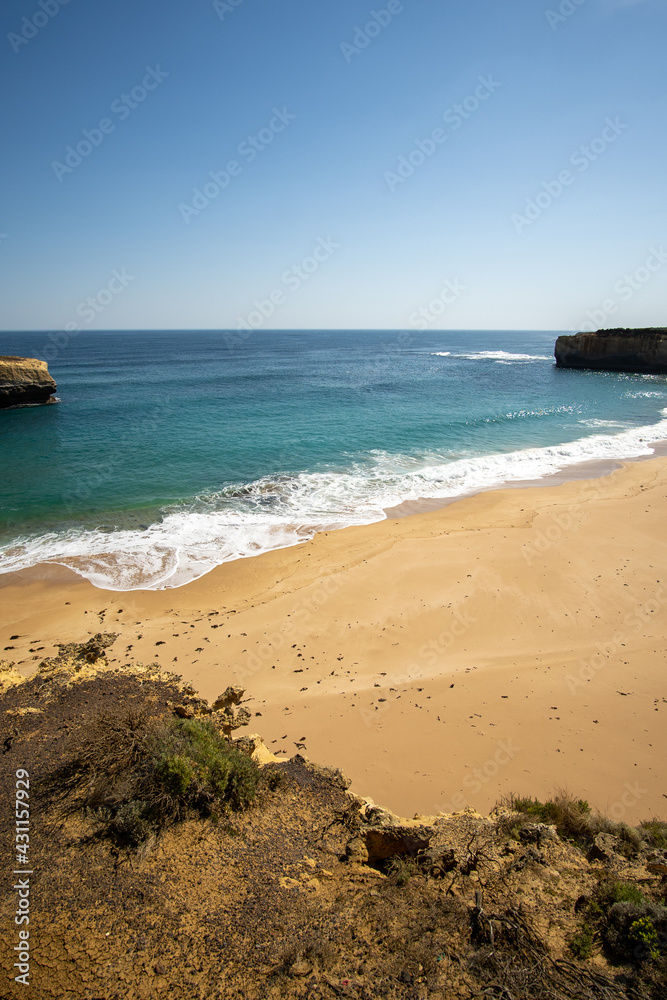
[555,328,667,374]
[0,355,57,407]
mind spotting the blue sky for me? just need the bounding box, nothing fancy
[1,0,665,331]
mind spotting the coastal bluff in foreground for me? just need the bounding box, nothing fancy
[0,355,57,407]
[1,638,665,998]
[555,328,667,374]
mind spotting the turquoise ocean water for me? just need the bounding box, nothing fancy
[1,329,666,590]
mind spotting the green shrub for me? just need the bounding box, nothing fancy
[149,717,260,814]
[639,819,667,849]
[55,711,262,846]
[510,795,590,821]
[570,922,595,960]
[595,878,645,909]
[109,800,152,846]
[386,857,419,887]
[502,792,595,845]
[580,878,667,963]
[509,796,550,818]
[159,754,197,797]
[629,917,661,962]
[500,793,641,856]
[612,823,643,859]
[604,902,666,962]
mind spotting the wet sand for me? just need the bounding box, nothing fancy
[1,457,666,823]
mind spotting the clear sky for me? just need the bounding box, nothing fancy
[1,0,665,332]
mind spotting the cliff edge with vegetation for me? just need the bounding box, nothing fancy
[0,355,57,408]
[1,636,665,999]
[555,329,667,375]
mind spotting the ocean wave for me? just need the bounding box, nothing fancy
[2,411,667,591]
[578,418,630,429]
[430,351,451,356]
[452,351,554,363]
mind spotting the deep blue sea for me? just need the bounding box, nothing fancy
[1,330,666,590]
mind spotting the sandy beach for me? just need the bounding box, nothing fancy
[2,458,666,824]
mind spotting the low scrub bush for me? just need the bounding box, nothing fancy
[499,791,644,856]
[386,857,420,887]
[51,710,263,845]
[595,877,646,910]
[500,792,595,845]
[571,877,667,965]
[604,902,666,962]
[569,922,595,960]
[639,819,667,850]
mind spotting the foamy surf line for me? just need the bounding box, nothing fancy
[431,350,554,362]
[2,413,667,591]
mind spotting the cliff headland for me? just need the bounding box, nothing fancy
[555,329,667,374]
[0,356,57,408]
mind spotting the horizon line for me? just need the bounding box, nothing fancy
[1,327,579,335]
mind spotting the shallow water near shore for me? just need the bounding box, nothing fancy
[1,329,667,590]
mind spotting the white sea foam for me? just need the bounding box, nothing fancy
[452,350,554,363]
[430,351,451,356]
[578,418,630,429]
[2,412,667,590]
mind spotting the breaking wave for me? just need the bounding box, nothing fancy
[452,350,554,363]
[1,412,666,591]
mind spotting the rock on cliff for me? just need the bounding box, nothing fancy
[0,355,57,407]
[555,328,667,374]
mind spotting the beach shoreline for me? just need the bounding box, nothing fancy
[1,456,666,823]
[384,436,667,517]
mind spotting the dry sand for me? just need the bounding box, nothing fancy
[1,458,666,824]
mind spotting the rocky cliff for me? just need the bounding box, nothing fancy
[555,328,667,374]
[0,355,57,407]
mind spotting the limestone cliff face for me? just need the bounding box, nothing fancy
[555,328,667,374]
[0,355,57,407]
